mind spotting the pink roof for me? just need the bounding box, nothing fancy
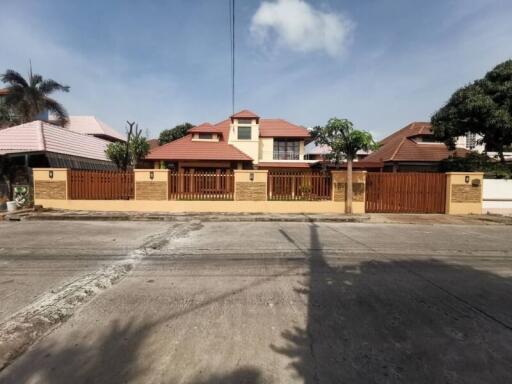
[146,119,252,161]
[65,116,125,141]
[0,121,111,161]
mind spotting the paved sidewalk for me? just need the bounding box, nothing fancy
[5,208,512,225]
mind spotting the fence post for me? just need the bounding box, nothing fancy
[134,169,169,200]
[234,170,268,201]
[32,168,69,202]
[331,170,366,214]
[445,172,483,214]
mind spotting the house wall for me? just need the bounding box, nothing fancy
[228,119,260,164]
[259,138,274,161]
[482,179,512,215]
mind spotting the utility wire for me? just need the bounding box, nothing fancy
[229,0,235,114]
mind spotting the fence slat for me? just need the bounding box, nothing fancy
[267,171,331,201]
[69,170,134,200]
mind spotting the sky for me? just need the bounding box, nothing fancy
[1,0,511,139]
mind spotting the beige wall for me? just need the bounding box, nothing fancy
[34,199,349,214]
[446,172,484,215]
[228,119,259,164]
[259,137,273,161]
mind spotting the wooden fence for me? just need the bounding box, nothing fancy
[365,172,446,213]
[168,171,234,200]
[69,170,134,200]
[268,171,332,201]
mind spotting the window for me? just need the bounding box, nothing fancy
[237,119,252,125]
[273,140,300,160]
[466,132,477,149]
[198,133,213,140]
[238,126,251,140]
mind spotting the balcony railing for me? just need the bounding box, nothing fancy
[273,150,300,160]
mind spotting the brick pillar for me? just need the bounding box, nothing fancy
[33,168,69,201]
[445,172,484,214]
[134,169,169,200]
[234,170,268,201]
[331,170,367,213]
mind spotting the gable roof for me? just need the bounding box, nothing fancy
[0,120,111,161]
[188,123,222,135]
[259,119,310,138]
[64,116,125,141]
[146,119,252,161]
[231,109,259,119]
[362,122,468,163]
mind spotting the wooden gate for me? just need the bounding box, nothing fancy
[365,173,447,213]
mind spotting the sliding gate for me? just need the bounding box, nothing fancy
[365,173,447,213]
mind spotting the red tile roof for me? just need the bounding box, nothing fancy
[259,119,310,138]
[147,112,310,162]
[362,122,468,163]
[0,88,9,96]
[258,162,312,168]
[188,123,222,134]
[231,109,259,119]
[146,119,252,161]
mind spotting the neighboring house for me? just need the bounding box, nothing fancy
[304,141,369,162]
[360,122,468,172]
[455,132,512,161]
[59,116,125,142]
[147,110,313,171]
[0,120,116,170]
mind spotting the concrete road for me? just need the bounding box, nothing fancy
[1,221,512,383]
[0,221,165,321]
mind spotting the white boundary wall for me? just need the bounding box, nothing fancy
[483,179,512,215]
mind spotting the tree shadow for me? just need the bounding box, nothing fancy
[272,223,512,383]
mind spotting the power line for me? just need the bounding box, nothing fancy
[229,0,235,114]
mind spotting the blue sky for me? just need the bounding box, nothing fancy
[1,0,511,139]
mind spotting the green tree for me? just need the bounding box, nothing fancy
[105,141,129,170]
[0,68,70,126]
[315,118,378,214]
[431,60,512,163]
[158,123,194,145]
[105,121,150,170]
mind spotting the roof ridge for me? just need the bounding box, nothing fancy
[390,137,407,161]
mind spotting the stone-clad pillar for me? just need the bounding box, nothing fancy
[33,168,69,200]
[134,169,169,200]
[234,170,268,201]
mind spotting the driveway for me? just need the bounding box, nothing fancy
[1,221,512,383]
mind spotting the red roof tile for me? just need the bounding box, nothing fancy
[362,122,468,163]
[0,88,9,96]
[259,119,310,138]
[188,123,222,134]
[258,162,312,168]
[146,119,252,161]
[231,109,259,119]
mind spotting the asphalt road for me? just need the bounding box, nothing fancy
[1,221,512,383]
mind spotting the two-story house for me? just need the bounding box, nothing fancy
[146,110,313,171]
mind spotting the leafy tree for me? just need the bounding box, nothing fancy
[439,152,512,179]
[315,118,378,214]
[158,123,194,145]
[105,141,129,170]
[431,60,512,164]
[105,121,150,170]
[0,68,70,126]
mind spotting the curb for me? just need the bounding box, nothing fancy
[20,214,369,223]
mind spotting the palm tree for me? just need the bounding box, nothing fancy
[0,68,70,126]
[315,118,378,214]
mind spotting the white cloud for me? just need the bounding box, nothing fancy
[250,0,353,57]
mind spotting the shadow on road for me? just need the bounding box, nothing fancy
[272,223,512,383]
[3,224,512,383]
